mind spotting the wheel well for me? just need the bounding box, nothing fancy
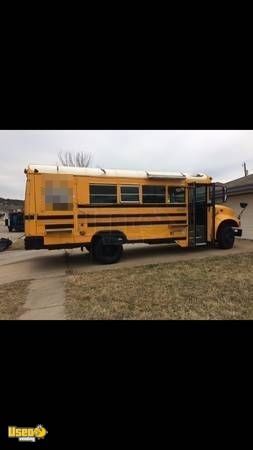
[91,233,102,245]
[91,231,127,246]
[216,219,238,239]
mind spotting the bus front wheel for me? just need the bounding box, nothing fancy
[92,239,123,264]
[217,225,235,249]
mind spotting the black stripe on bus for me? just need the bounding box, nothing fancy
[45,224,74,229]
[78,203,186,208]
[25,215,35,220]
[170,237,186,241]
[25,212,186,220]
[87,220,187,227]
[128,237,187,243]
[38,215,74,220]
[78,213,186,219]
[25,213,186,221]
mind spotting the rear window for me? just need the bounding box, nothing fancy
[45,180,73,211]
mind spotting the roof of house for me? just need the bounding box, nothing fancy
[225,174,253,195]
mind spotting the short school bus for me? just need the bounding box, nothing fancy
[24,165,242,264]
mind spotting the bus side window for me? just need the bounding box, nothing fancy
[90,185,117,204]
[168,187,185,203]
[120,186,140,203]
[142,186,165,204]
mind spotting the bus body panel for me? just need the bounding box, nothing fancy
[24,167,241,251]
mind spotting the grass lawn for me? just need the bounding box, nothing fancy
[65,253,253,320]
[0,280,30,319]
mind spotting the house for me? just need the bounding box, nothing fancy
[225,174,253,239]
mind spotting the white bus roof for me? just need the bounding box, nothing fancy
[26,165,210,182]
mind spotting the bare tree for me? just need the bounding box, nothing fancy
[58,151,92,167]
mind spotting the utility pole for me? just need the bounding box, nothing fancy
[243,162,248,177]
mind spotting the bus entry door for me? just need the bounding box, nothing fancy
[188,184,208,247]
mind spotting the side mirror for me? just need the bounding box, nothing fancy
[238,202,248,220]
[223,186,227,202]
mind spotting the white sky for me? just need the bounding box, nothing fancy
[0,130,253,199]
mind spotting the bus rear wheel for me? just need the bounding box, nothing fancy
[92,239,123,264]
[217,225,235,249]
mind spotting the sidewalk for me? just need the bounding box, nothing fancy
[18,277,65,320]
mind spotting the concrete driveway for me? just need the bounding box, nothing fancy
[1,238,253,320]
[1,239,253,285]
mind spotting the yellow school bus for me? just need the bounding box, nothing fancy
[24,165,242,264]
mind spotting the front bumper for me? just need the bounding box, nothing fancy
[232,227,242,237]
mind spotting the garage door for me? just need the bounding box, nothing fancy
[226,194,253,240]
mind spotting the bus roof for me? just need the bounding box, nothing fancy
[26,165,211,182]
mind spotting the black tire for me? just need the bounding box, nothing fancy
[92,239,123,264]
[217,225,235,249]
[8,227,12,232]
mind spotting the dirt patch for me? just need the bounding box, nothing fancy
[65,253,253,320]
[0,280,31,320]
[10,238,25,251]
